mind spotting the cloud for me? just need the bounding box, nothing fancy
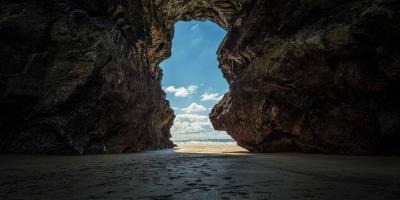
[171,114,214,134]
[181,103,207,113]
[170,114,232,140]
[165,85,198,97]
[201,92,223,101]
[191,23,200,31]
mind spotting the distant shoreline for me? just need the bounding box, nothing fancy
[173,142,247,154]
[172,139,237,146]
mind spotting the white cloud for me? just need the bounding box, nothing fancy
[169,113,234,141]
[181,103,207,113]
[164,85,198,97]
[170,114,230,140]
[191,24,200,31]
[170,114,215,134]
[171,114,209,134]
[201,92,223,101]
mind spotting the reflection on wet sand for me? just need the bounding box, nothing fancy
[1,145,400,200]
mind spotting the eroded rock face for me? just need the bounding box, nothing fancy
[1,0,399,154]
[0,0,174,154]
[210,0,400,154]
[142,0,252,80]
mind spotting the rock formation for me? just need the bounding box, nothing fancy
[0,0,399,154]
[0,0,174,154]
[210,0,400,154]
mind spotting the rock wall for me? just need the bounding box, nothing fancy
[0,0,399,154]
[210,0,400,154]
[142,0,252,80]
[0,0,174,154]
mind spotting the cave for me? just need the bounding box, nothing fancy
[160,20,234,145]
[0,0,399,155]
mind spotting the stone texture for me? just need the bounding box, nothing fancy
[0,0,174,154]
[142,0,253,80]
[210,0,400,154]
[1,0,399,154]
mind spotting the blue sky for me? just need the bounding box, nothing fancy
[160,20,233,141]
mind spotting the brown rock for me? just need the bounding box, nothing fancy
[0,0,174,154]
[0,0,399,154]
[210,0,400,154]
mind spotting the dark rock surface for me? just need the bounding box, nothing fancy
[1,0,399,154]
[210,0,400,154]
[0,0,174,154]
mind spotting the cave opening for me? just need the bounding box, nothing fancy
[160,20,237,150]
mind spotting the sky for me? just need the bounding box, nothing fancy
[160,20,233,141]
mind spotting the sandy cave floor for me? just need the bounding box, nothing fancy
[1,144,400,200]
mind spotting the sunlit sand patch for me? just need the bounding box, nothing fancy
[174,143,249,154]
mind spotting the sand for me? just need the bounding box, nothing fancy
[174,143,248,154]
[1,144,400,200]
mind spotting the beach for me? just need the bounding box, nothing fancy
[1,144,400,200]
[174,142,247,154]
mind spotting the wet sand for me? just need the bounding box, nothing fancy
[1,144,400,200]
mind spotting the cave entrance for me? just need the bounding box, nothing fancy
[160,20,240,153]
